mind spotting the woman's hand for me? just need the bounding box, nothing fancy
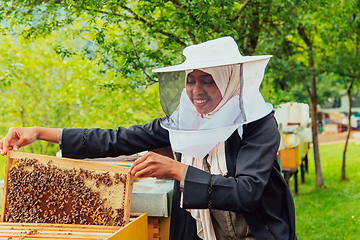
[0,127,38,156]
[129,151,185,181]
[0,127,58,156]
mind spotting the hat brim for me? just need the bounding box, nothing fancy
[153,55,272,73]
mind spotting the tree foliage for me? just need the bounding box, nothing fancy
[257,0,332,187]
[0,31,163,157]
[0,0,278,89]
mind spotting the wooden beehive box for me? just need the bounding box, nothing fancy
[279,145,302,169]
[1,151,134,228]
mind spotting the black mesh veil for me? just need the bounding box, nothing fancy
[238,63,246,123]
[157,71,186,117]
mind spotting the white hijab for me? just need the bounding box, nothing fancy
[181,65,240,240]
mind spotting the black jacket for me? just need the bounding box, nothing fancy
[62,112,297,240]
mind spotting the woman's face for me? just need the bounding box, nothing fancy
[186,70,222,115]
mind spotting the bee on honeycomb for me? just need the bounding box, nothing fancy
[5,157,128,226]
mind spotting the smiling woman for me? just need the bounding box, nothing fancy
[186,70,222,115]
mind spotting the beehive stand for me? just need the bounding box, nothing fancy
[1,151,134,227]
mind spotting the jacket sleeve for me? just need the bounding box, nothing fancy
[61,118,170,159]
[182,112,280,213]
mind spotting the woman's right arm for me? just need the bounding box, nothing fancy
[62,118,170,159]
[0,127,58,156]
[1,118,170,158]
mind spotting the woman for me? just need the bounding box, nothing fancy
[0,36,297,240]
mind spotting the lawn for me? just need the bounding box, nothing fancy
[293,142,360,239]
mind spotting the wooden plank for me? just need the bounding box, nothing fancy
[1,152,11,222]
[148,228,160,240]
[148,217,160,240]
[8,151,130,174]
[147,216,170,240]
[0,224,116,239]
[0,214,148,240]
[159,216,171,240]
[0,223,120,232]
[0,236,104,240]
[124,171,134,226]
[148,216,160,228]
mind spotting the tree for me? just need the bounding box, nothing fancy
[0,31,163,156]
[321,0,360,180]
[257,0,336,187]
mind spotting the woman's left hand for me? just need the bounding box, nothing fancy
[129,152,185,181]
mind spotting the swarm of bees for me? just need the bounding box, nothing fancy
[4,157,128,226]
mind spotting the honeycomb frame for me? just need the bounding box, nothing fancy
[1,151,134,226]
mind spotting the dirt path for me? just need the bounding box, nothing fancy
[317,131,359,145]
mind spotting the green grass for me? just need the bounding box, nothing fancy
[292,142,360,239]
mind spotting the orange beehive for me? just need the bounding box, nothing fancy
[279,145,302,169]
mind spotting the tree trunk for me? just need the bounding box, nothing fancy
[342,89,352,180]
[297,25,324,187]
[309,88,324,187]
